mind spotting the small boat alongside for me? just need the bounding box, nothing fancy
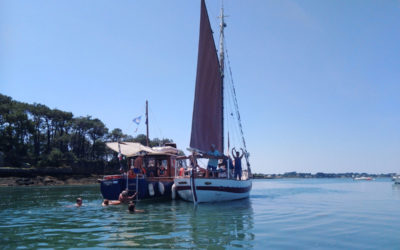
[99,101,186,201]
[174,0,252,203]
[100,142,183,200]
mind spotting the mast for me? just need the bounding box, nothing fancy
[146,100,149,147]
[219,4,226,154]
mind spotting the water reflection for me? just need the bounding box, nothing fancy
[2,179,400,249]
[0,185,255,248]
[392,183,400,199]
[107,198,254,248]
[187,199,254,248]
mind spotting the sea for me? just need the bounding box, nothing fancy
[1,178,400,249]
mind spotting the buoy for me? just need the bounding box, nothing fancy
[171,183,176,200]
[158,182,165,195]
[148,183,155,196]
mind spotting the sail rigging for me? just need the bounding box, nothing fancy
[224,45,251,172]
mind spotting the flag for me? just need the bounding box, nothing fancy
[133,116,141,125]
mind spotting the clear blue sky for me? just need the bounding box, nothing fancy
[1,0,399,174]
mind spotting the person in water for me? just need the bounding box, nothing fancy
[118,190,137,203]
[128,202,144,213]
[75,197,83,207]
[232,148,244,180]
[102,199,120,206]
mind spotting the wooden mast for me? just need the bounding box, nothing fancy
[146,100,149,147]
[219,5,226,154]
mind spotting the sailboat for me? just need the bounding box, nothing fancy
[173,0,252,203]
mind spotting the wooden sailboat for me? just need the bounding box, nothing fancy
[174,0,252,203]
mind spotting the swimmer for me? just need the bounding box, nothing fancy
[75,197,83,207]
[102,199,121,206]
[128,202,144,213]
[118,190,138,203]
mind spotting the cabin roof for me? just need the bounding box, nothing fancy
[106,142,179,157]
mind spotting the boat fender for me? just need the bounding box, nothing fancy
[171,183,176,200]
[158,182,165,195]
[148,183,155,196]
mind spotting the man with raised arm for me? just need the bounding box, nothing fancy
[232,148,244,180]
[118,190,138,204]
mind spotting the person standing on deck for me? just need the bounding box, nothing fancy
[232,148,244,180]
[134,156,143,174]
[206,144,221,177]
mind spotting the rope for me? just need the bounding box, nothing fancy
[148,106,164,145]
[224,41,251,172]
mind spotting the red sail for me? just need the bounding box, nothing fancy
[190,0,223,153]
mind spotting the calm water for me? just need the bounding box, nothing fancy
[1,178,400,249]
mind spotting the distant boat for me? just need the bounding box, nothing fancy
[353,176,374,181]
[392,175,400,184]
[173,0,252,203]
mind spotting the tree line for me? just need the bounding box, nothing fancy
[0,93,173,168]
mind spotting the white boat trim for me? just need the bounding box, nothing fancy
[174,177,252,203]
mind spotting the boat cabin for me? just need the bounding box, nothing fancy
[100,142,186,200]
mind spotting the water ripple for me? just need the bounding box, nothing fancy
[1,180,400,248]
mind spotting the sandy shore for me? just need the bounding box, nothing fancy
[0,175,102,187]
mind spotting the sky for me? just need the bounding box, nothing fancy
[1,0,399,174]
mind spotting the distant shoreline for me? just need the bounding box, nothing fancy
[0,167,396,187]
[0,166,104,187]
[253,172,396,179]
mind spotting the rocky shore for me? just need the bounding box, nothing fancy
[0,166,114,187]
[0,175,101,187]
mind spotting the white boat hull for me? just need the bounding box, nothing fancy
[174,177,252,203]
[393,176,400,184]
